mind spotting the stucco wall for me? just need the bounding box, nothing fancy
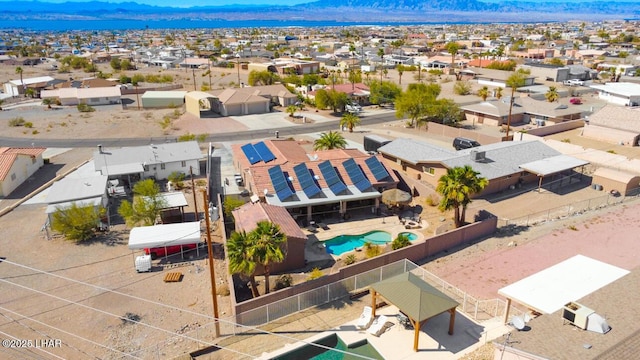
[231,216,498,317]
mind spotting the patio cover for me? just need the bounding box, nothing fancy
[128,221,202,249]
[498,255,629,323]
[520,155,589,176]
[370,272,459,351]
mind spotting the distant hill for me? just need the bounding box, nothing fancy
[1,0,639,22]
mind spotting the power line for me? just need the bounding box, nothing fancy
[0,308,135,359]
[0,278,256,359]
[0,259,376,359]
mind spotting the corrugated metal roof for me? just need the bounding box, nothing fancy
[519,155,589,176]
[46,175,108,204]
[128,221,202,249]
[371,272,458,322]
[93,141,202,170]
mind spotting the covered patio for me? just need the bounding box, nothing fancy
[370,272,459,351]
[519,155,589,192]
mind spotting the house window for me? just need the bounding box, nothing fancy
[143,165,149,172]
[422,166,435,175]
[181,161,186,167]
[161,163,166,170]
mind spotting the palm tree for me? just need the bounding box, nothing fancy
[477,86,490,101]
[250,221,286,295]
[340,113,361,133]
[227,230,260,298]
[397,64,404,85]
[42,98,53,109]
[545,86,559,102]
[437,165,488,228]
[313,131,347,150]
[505,69,530,139]
[495,87,503,100]
[15,66,24,95]
[445,42,460,75]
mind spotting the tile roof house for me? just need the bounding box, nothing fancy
[0,147,46,197]
[185,85,296,118]
[233,139,399,223]
[232,202,307,274]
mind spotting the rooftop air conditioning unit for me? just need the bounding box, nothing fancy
[470,150,486,162]
[562,302,594,330]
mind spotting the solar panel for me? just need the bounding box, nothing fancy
[268,165,294,201]
[343,158,371,192]
[241,143,261,165]
[318,160,348,195]
[293,163,322,198]
[254,141,276,163]
[365,156,391,181]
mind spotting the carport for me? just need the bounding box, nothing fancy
[128,221,202,259]
[370,272,459,352]
[519,155,589,192]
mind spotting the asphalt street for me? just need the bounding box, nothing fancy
[0,112,398,148]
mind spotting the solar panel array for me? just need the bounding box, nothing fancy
[293,163,322,198]
[253,141,276,163]
[240,143,261,165]
[364,156,391,181]
[318,161,348,195]
[241,141,276,164]
[343,158,372,192]
[268,165,294,201]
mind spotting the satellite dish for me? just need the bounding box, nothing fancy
[511,316,525,331]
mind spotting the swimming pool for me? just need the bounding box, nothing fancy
[324,231,420,256]
[324,231,391,256]
[271,333,383,360]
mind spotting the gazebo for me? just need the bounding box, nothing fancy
[370,272,459,351]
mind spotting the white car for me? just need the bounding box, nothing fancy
[564,79,584,86]
[345,103,362,113]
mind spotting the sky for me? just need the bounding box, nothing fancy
[0,0,313,6]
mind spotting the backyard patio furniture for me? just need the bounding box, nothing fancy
[368,315,392,336]
[356,306,373,330]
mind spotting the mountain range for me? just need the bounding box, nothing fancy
[1,0,639,23]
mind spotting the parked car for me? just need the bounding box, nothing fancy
[453,137,481,150]
[345,103,362,114]
[145,244,198,259]
[563,79,584,86]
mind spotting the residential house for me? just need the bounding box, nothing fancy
[185,84,296,118]
[40,86,122,106]
[0,147,46,197]
[92,141,203,183]
[473,68,537,88]
[582,105,640,146]
[248,58,320,75]
[322,83,371,105]
[590,82,640,106]
[461,99,526,127]
[3,76,55,97]
[232,202,307,274]
[377,139,587,196]
[233,139,398,223]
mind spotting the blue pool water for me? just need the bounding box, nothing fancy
[324,231,420,256]
[324,231,391,256]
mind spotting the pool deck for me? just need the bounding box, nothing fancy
[256,300,510,360]
[304,215,427,262]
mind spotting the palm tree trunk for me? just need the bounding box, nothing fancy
[454,206,461,228]
[264,266,271,294]
[249,275,260,298]
[460,206,467,226]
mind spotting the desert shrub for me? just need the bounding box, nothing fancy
[24,122,33,128]
[9,117,26,127]
[344,254,357,265]
[32,130,39,135]
[561,138,571,143]
[391,234,411,250]
[453,80,472,95]
[364,242,381,258]
[607,150,616,154]
[196,179,207,187]
[77,103,95,112]
[168,171,186,189]
[307,267,324,281]
[274,274,293,290]
[568,225,578,231]
[425,194,439,207]
[569,97,582,105]
[197,134,207,142]
[178,133,196,142]
[216,283,231,296]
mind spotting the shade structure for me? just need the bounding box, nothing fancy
[370,272,459,351]
[381,188,412,206]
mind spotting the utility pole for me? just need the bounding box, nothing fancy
[192,68,197,91]
[190,166,197,219]
[236,54,241,87]
[202,190,221,337]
